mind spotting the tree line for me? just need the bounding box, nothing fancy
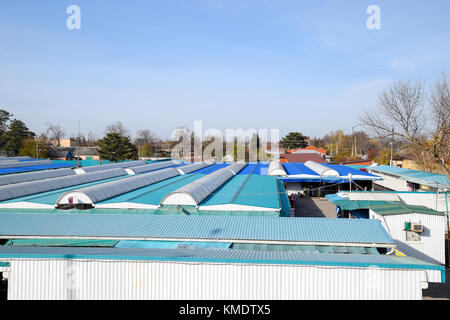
[1,73,447,171]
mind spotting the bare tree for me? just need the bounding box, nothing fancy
[87,131,98,147]
[105,121,130,137]
[429,73,450,177]
[360,77,449,177]
[135,129,156,145]
[46,123,66,147]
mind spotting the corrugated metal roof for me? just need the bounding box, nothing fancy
[370,204,445,216]
[199,175,280,210]
[3,239,118,247]
[0,247,443,270]
[0,213,395,246]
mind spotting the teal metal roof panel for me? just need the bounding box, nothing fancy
[0,213,395,245]
[99,172,205,206]
[200,175,280,210]
[0,247,443,271]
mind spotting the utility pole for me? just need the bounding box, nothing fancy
[35,137,39,159]
[390,127,394,166]
[77,120,80,167]
[352,124,361,157]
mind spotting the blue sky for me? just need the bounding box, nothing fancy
[0,0,449,140]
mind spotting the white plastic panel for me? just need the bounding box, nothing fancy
[0,168,127,202]
[304,161,339,176]
[225,163,247,175]
[77,161,146,174]
[161,167,236,206]
[128,161,180,175]
[0,168,75,186]
[268,161,287,176]
[57,168,180,205]
[176,162,212,175]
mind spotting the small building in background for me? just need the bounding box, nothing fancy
[280,153,327,163]
[368,165,450,192]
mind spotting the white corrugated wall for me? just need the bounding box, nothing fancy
[2,258,435,300]
[371,211,447,265]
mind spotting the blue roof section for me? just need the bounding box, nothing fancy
[282,163,319,176]
[0,247,443,271]
[370,165,450,189]
[239,163,269,175]
[323,163,379,178]
[0,213,395,245]
[0,163,74,175]
[238,163,258,175]
[277,162,380,182]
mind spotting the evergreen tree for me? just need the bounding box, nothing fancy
[280,132,308,150]
[4,119,35,156]
[97,132,138,162]
[0,109,12,149]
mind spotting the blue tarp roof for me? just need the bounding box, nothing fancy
[282,163,319,176]
[278,162,380,182]
[323,163,378,178]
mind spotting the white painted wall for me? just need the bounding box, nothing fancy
[396,193,449,213]
[1,258,441,300]
[371,172,409,191]
[370,211,447,265]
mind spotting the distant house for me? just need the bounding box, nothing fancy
[287,146,327,156]
[368,165,450,192]
[50,147,100,161]
[280,153,327,163]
